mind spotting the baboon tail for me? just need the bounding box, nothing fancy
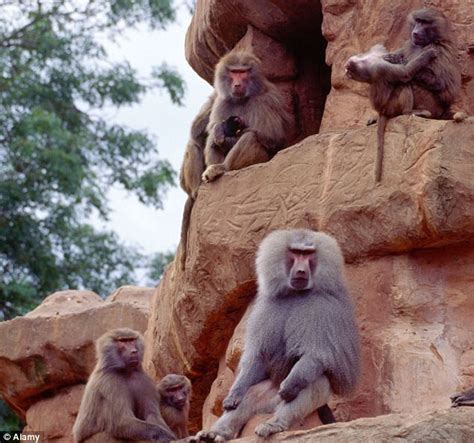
[179,196,194,270]
[375,114,388,182]
[317,404,336,424]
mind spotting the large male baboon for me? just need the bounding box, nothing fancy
[73,328,175,443]
[193,230,360,441]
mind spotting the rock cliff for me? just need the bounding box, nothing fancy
[0,1,473,441]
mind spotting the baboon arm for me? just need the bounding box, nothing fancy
[101,384,175,441]
[414,69,444,91]
[385,47,436,83]
[190,94,214,140]
[224,353,267,408]
[279,354,324,401]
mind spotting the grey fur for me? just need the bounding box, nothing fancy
[195,229,360,441]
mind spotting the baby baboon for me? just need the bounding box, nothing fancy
[193,230,360,441]
[158,374,192,439]
[202,50,292,183]
[451,388,474,407]
[72,328,175,443]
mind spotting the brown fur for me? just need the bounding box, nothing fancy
[158,374,192,439]
[346,43,436,181]
[179,95,214,270]
[451,387,474,407]
[202,50,292,183]
[387,8,461,113]
[346,9,461,182]
[72,328,175,443]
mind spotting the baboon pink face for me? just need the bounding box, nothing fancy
[228,68,251,98]
[287,246,316,290]
[116,337,140,368]
[163,383,189,410]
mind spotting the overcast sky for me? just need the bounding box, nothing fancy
[93,8,213,261]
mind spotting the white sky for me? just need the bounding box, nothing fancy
[93,8,213,260]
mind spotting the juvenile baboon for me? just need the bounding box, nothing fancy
[72,328,175,443]
[193,230,360,441]
[451,388,474,407]
[158,374,192,439]
[201,50,292,183]
[345,44,437,182]
[179,95,214,269]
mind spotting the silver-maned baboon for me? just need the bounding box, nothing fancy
[72,328,175,443]
[451,388,474,407]
[158,374,192,439]
[201,50,292,183]
[192,230,360,441]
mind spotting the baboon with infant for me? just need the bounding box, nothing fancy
[179,50,292,268]
[193,229,360,441]
[73,328,175,442]
[346,8,462,182]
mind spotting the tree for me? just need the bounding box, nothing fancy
[0,0,185,321]
[147,250,175,284]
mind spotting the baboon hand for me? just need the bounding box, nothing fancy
[202,164,226,182]
[382,53,405,64]
[278,379,303,402]
[222,391,243,410]
[214,122,226,146]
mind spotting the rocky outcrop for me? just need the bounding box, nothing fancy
[146,116,474,431]
[146,0,474,434]
[236,408,474,442]
[0,287,153,441]
[1,0,474,440]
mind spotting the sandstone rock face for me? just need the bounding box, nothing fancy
[235,408,474,442]
[0,287,153,426]
[3,0,474,440]
[146,115,474,431]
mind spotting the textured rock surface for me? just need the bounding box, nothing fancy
[146,116,474,430]
[24,385,83,443]
[235,408,474,442]
[2,0,474,440]
[0,287,152,417]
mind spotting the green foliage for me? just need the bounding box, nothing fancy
[147,250,175,284]
[0,0,184,321]
[0,399,23,431]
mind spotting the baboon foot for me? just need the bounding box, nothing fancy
[453,111,467,122]
[255,421,286,438]
[367,116,378,126]
[411,109,432,118]
[190,430,226,442]
[202,164,226,182]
